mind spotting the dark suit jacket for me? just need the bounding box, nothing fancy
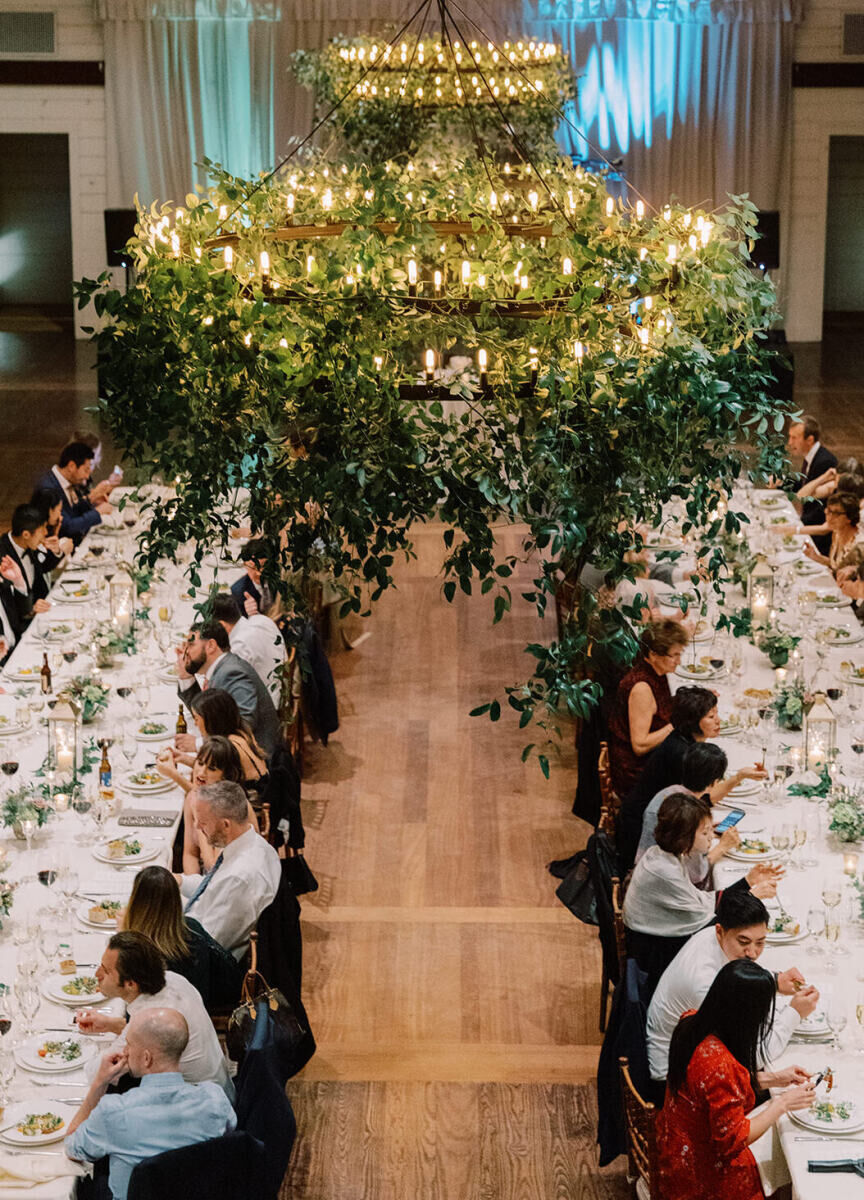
[800,444,838,553]
[0,532,52,619]
[0,537,33,645]
[230,574,261,612]
[34,469,101,546]
[179,651,281,756]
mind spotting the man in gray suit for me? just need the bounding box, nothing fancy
[176,620,281,756]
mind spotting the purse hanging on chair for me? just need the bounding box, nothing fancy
[226,968,316,1080]
[282,847,319,895]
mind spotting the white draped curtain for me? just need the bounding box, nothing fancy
[98,0,801,213]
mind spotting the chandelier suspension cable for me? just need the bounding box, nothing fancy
[446,0,656,213]
[215,0,435,231]
[441,2,582,237]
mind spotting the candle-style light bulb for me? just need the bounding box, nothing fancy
[489,190,498,210]
[408,258,418,297]
[461,260,471,287]
[639,247,648,261]
[663,206,672,221]
[667,242,678,264]
[689,234,698,251]
[223,245,234,269]
[322,188,333,211]
[433,269,442,293]
[259,250,270,276]
[573,340,585,361]
[562,256,573,276]
[171,232,180,257]
[478,347,488,388]
[218,205,228,221]
[644,295,654,311]
[306,254,315,275]
[520,274,528,291]
[605,197,614,218]
[638,326,650,346]
[528,190,539,212]
[635,200,645,219]
[425,348,435,381]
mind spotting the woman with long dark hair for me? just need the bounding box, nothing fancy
[120,865,242,1010]
[189,688,268,781]
[657,959,814,1199]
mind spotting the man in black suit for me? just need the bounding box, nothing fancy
[34,441,112,546]
[0,504,55,623]
[787,415,837,554]
[0,551,32,659]
[230,538,273,617]
[176,619,281,756]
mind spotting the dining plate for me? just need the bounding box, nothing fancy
[93,837,160,866]
[4,665,42,682]
[658,591,699,608]
[676,663,722,682]
[727,778,763,797]
[0,716,28,737]
[134,715,175,743]
[794,559,825,576]
[724,841,775,863]
[77,898,124,930]
[790,1100,864,1135]
[42,972,105,1006]
[119,771,173,793]
[156,664,179,685]
[44,622,76,642]
[819,626,864,646]
[757,496,787,509]
[54,581,92,603]
[14,1035,96,1074]
[0,1102,79,1146]
[812,592,853,609]
[718,719,743,737]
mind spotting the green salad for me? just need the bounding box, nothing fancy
[61,975,99,996]
[38,1039,81,1062]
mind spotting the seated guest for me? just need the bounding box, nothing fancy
[156,736,258,874]
[0,503,53,622]
[120,866,243,1012]
[35,441,112,545]
[622,792,779,990]
[785,416,837,554]
[65,1008,236,1200]
[656,959,815,1199]
[647,890,819,1088]
[801,491,864,575]
[607,620,690,799]
[176,620,281,756]
[0,548,32,655]
[30,485,73,568]
[186,690,269,781]
[68,430,120,502]
[635,743,741,883]
[231,537,273,616]
[177,780,281,961]
[76,931,232,1096]
[617,687,764,872]
[211,592,284,704]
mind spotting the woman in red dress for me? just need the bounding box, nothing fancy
[607,620,689,798]
[657,959,814,1200]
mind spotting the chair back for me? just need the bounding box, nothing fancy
[618,1056,662,1199]
[598,740,621,836]
[612,877,627,983]
[279,647,304,771]
[127,1130,268,1200]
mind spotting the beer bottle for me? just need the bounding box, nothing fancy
[99,743,112,790]
[176,705,188,735]
[40,653,52,695]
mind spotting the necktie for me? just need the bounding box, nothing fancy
[185,852,223,909]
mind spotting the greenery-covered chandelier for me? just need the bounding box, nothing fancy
[79,4,788,771]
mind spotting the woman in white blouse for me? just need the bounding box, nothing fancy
[622,792,779,994]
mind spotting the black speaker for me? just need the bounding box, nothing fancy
[104,208,137,266]
[754,210,780,271]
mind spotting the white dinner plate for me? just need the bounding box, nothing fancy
[764,921,805,943]
[0,718,28,737]
[4,666,42,682]
[134,715,174,743]
[724,842,775,863]
[42,972,105,1007]
[812,592,853,609]
[794,559,825,576]
[819,627,864,647]
[157,664,179,685]
[14,1035,96,1074]
[77,899,124,930]
[790,1101,864,1135]
[658,591,699,608]
[726,779,762,797]
[118,772,173,794]
[842,666,864,686]
[718,720,743,737]
[757,495,787,509]
[676,664,723,682]
[54,582,93,603]
[93,838,160,866]
[44,623,76,642]
[0,1102,79,1146]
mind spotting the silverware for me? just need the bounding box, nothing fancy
[794,1136,864,1143]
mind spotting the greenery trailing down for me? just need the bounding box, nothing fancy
[75,147,791,774]
[788,765,831,798]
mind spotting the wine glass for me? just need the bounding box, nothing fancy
[770,825,791,863]
[826,996,848,1051]
[20,816,36,855]
[55,865,80,917]
[62,646,78,666]
[0,759,19,799]
[71,792,92,843]
[14,979,40,1036]
[807,906,825,956]
[89,799,109,840]
[0,1048,15,1104]
[120,729,138,771]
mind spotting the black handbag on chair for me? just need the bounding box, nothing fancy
[226,968,315,1081]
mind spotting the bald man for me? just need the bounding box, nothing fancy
[66,1008,235,1200]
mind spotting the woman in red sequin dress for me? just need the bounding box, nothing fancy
[657,959,814,1200]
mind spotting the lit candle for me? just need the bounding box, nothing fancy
[808,738,825,771]
[171,232,180,257]
[844,851,859,876]
[322,188,333,211]
[667,243,678,264]
[775,667,787,686]
[478,348,488,389]
[53,792,69,813]
[57,748,74,773]
[520,274,528,291]
[287,193,295,220]
[374,355,383,380]
[751,587,769,624]
[425,348,435,382]
[116,607,132,636]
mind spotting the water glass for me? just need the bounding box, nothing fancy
[806,906,825,956]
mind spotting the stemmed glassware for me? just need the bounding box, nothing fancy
[806,906,825,956]
[14,978,40,1036]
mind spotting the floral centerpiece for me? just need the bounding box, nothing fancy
[773,683,808,732]
[91,620,136,665]
[828,796,864,844]
[3,785,51,839]
[0,880,15,929]
[61,676,110,724]
[758,629,801,668]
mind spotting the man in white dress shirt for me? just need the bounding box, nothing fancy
[211,592,284,705]
[77,931,233,1098]
[646,889,819,1085]
[177,780,281,961]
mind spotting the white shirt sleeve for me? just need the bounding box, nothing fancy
[759,1002,801,1068]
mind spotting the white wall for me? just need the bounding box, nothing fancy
[786,0,864,341]
[0,0,110,336]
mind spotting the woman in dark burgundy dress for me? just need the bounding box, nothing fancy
[657,959,815,1200]
[607,620,689,798]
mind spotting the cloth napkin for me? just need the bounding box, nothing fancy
[0,1152,87,1188]
[748,1101,792,1196]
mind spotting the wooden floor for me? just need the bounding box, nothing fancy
[2,316,863,1199]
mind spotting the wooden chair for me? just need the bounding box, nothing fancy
[599,873,628,1033]
[597,740,621,838]
[279,646,304,775]
[618,1055,663,1199]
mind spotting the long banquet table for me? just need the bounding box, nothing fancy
[0,505,241,1196]
[654,487,864,1199]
